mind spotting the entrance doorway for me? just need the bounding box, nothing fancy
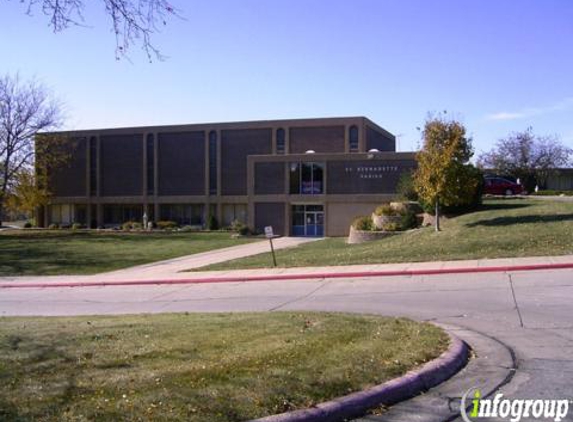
[292,205,324,237]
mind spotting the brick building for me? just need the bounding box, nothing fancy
[39,117,415,236]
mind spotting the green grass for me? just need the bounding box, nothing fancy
[202,199,573,271]
[0,312,448,422]
[0,230,256,276]
[531,190,573,196]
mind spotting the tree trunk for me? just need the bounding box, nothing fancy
[434,200,440,232]
[0,196,4,228]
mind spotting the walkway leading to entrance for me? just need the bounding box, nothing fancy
[94,236,322,281]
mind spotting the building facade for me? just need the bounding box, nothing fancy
[39,117,416,236]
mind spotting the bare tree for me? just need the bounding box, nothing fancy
[478,128,572,191]
[14,0,179,61]
[0,74,63,226]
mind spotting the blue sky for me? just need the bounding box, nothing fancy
[2,0,572,156]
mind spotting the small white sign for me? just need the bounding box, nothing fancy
[264,226,274,238]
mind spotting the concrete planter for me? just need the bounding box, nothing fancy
[347,226,395,244]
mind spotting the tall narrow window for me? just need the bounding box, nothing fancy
[89,136,97,196]
[289,162,301,194]
[209,131,217,195]
[349,125,359,152]
[276,128,285,154]
[146,134,155,195]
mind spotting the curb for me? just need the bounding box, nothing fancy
[353,323,518,422]
[2,261,573,289]
[248,332,470,422]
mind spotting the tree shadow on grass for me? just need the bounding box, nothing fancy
[475,202,533,212]
[0,335,93,421]
[466,214,573,227]
[0,326,151,421]
[442,201,532,218]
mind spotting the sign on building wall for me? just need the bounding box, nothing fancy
[327,159,416,194]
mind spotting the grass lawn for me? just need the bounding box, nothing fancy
[201,198,573,271]
[0,312,448,422]
[0,230,256,276]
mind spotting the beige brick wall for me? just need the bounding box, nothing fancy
[326,202,379,236]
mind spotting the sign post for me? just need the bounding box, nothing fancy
[264,226,277,267]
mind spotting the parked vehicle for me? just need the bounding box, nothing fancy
[483,176,524,195]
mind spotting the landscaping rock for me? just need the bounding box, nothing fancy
[422,212,449,227]
[347,226,395,244]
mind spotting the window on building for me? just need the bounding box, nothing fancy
[146,134,155,195]
[74,204,87,225]
[208,204,218,226]
[289,162,301,194]
[276,128,285,154]
[160,204,204,225]
[312,162,324,192]
[103,204,143,225]
[89,137,97,196]
[90,204,97,228]
[50,204,73,225]
[349,125,359,152]
[222,204,248,227]
[289,162,324,194]
[209,131,217,195]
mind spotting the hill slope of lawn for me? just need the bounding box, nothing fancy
[200,199,573,270]
[0,312,448,422]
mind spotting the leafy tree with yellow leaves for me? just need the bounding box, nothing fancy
[5,168,49,222]
[413,115,482,231]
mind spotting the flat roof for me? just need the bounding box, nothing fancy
[42,116,395,139]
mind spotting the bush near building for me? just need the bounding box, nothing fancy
[121,221,143,230]
[156,220,178,230]
[352,202,419,235]
[207,215,219,231]
[352,215,374,231]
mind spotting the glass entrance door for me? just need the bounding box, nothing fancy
[306,212,317,236]
[292,205,324,237]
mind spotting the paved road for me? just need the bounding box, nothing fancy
[1,268,572,420]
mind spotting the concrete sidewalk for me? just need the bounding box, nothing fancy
[94,236,321,280]
[1,253,572,288]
